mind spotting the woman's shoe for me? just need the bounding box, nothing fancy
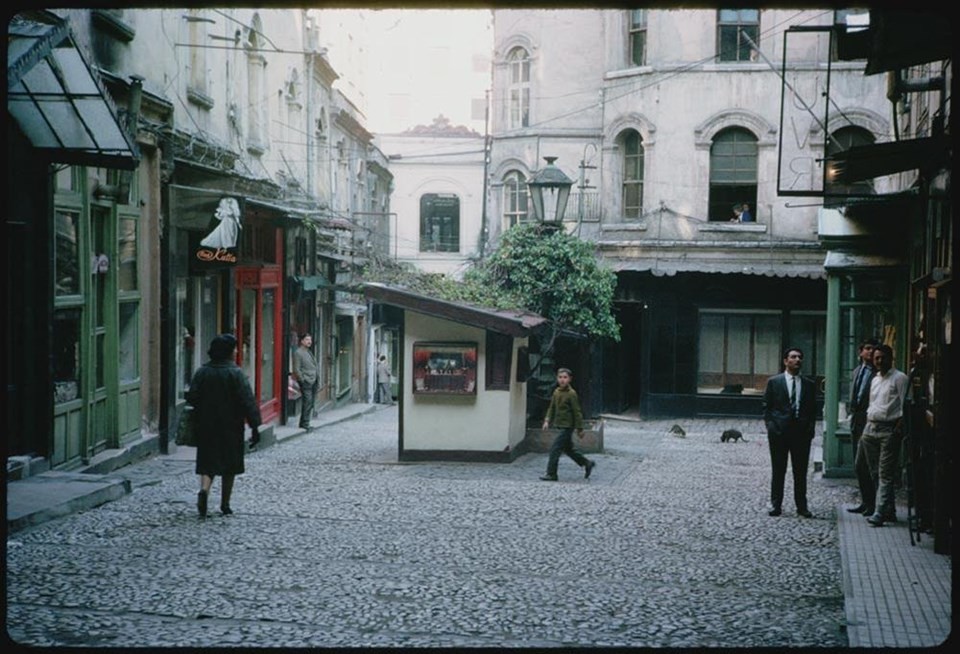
[197,490,208,518]
[220,505,233,516]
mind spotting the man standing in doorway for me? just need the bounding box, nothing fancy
[292,333,319,430]
[862,344,910,527]
[847,338,880,515]
[376,355,394,406]
[763,347,817,518]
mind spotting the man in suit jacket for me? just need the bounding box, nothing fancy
[847,338,879,515]
[763,347,818,518]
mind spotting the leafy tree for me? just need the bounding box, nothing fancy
[358,222,620,342]
[469,223,619,339]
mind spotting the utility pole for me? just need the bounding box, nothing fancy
[479,88,491,259]
[576,143,597,238]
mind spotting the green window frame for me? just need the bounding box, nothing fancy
[717,9,759,62]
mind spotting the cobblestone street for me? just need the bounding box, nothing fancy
[6,408,858,648]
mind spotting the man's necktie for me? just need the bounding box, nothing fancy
[790,376,797,417]
[854,367,866,406]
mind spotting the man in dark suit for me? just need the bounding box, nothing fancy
[763,347,817,518]
[846,338,879,515]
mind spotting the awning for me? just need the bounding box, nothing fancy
[823,251,904,271]
[827,137,948,184]
[7,10,138,170]
[295,275,330,291]
[608,258,826,280]
[841,188,921,221]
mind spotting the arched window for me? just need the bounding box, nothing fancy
[825,125,875,204]
[708,127,757,221]
[507,47,530,129]
[621,129,644,218]
[503,171,529,229]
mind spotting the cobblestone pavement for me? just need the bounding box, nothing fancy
[6,410,857,648]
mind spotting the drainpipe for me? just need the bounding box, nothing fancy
[479,88,491,259]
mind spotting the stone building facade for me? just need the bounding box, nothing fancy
[485,8,889,418]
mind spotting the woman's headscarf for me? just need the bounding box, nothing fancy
[207,333,238,362]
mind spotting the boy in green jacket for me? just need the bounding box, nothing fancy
[540,368,596,481]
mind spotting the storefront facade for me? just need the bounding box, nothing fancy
[167,175,289,441]
[820,254,905,477]
[6,11,143,468]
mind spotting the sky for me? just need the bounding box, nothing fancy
[321,9,493,135]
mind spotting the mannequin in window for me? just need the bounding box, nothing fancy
[201,197,242,249]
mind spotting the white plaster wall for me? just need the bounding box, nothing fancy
[488,9,890,242]
[376,134,486,277]
[403,312,527,452]
[82,8,313,194]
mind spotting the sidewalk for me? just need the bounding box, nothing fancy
[836,500,952,647]
[5,401,379,533]
[5,409,952,648]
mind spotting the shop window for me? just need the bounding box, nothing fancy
[118,216,138,291]
[54,165,77,191]
[708,127,757,221]
[241,220,279,263]
[55,210,80,296]
[486,332,512,390]
[95,332,106,390]
[717,9,759,62]
[507,47,530,128]
[698,311,781,394]
[336,318,353,397]
[419,193,460,252]
[628,9,647,66]
[53,309,82,404]
[177,278,191,398]
[621,129,645,218]
[261,288,276,400]
[118,302,139,382]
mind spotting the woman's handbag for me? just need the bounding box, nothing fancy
[175,406,198,447]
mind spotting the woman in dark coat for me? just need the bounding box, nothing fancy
[186,333,261,517]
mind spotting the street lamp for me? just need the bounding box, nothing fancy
[528,156,573,223]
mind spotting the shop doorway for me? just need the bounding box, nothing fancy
[236,266,282,423]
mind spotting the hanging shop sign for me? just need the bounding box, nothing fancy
[193,196,243,270]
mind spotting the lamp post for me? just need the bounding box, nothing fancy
[528,156,573,223]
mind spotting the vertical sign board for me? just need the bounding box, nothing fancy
[777,26,833,198]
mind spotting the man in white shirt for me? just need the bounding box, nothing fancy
[860,344,910,527]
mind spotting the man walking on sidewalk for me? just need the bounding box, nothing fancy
[292,333,319,430]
